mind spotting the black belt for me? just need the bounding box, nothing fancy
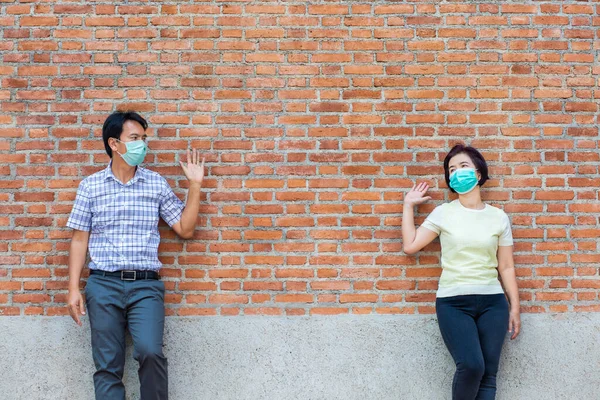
[90,269,160,281]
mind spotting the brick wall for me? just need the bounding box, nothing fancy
[1,1,599,316]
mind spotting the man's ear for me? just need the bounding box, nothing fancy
[109,137,119,153]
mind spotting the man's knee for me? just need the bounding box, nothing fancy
[135,343,166,364]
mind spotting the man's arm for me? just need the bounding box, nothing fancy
[171,182,201,239]
[67,229,90,326]
[171,149,205,239]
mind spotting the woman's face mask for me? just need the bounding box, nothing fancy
[449,167,479,194]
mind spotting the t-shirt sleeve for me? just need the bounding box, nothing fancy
[66,180,92,232]
[159,179,185,228]
[420,205,444,235]
[498,212,513,246]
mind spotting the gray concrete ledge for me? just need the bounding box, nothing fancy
[1,314,598,399]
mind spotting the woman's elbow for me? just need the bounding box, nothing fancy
[403,245,418,255]
[497,263,514,273]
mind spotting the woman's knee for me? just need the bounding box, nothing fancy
[457,359,485,382]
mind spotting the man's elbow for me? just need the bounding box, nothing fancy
[177,228,195,239]
[173,220,195,239]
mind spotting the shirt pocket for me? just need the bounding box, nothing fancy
[90,203,114,232]
[128,193,160,232]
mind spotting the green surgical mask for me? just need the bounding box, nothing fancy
[449,168,478,194]
[116,139,147,166]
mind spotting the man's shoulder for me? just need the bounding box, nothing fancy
[138,166,168,185]
[80,167,108,187]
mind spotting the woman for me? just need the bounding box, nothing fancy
[401,144,521,400]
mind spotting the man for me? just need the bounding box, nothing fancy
[66,111,204,400]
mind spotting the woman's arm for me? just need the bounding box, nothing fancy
[498,245,521,339]
[402,183,439,254]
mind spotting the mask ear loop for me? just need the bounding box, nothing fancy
[114,138,127,158]
[474,169,481,183]
[113,138,127,159]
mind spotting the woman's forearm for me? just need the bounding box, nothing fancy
[402,203,417,251]
[499,267,520,311]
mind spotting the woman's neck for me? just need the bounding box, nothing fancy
[457,188,485,210]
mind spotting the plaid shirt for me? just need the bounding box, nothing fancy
[67,163,185,272]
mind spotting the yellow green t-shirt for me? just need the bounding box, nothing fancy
[420,200,513,298]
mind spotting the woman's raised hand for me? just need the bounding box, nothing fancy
[404,182,432,206]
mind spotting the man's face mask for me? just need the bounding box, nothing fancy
[115,139,147,167]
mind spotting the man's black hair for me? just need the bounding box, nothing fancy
[102,111,147,158]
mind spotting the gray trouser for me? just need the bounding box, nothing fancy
[85,273,167,400]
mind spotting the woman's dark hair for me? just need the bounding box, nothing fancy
[102,111,148,158]
[443,144,489,193]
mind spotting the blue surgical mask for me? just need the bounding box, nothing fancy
[449,168,479,194]
[116,139,147,167]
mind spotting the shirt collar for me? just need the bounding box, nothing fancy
[104,161,147,185]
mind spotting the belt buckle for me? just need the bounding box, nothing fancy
[121,270,136,281]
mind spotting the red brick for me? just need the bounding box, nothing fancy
[0,6,596,317]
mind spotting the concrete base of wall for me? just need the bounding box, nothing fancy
[1,314,598,399]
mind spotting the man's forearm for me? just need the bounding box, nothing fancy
[68,233,89,291]
[179,182,201,236]
[69,247,86,290]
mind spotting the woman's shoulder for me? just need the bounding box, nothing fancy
[427,201,452,219]
[485,204,510,220]
[439,200,455,208]
[432,201,452,212]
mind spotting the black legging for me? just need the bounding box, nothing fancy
[436,293,509,400]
